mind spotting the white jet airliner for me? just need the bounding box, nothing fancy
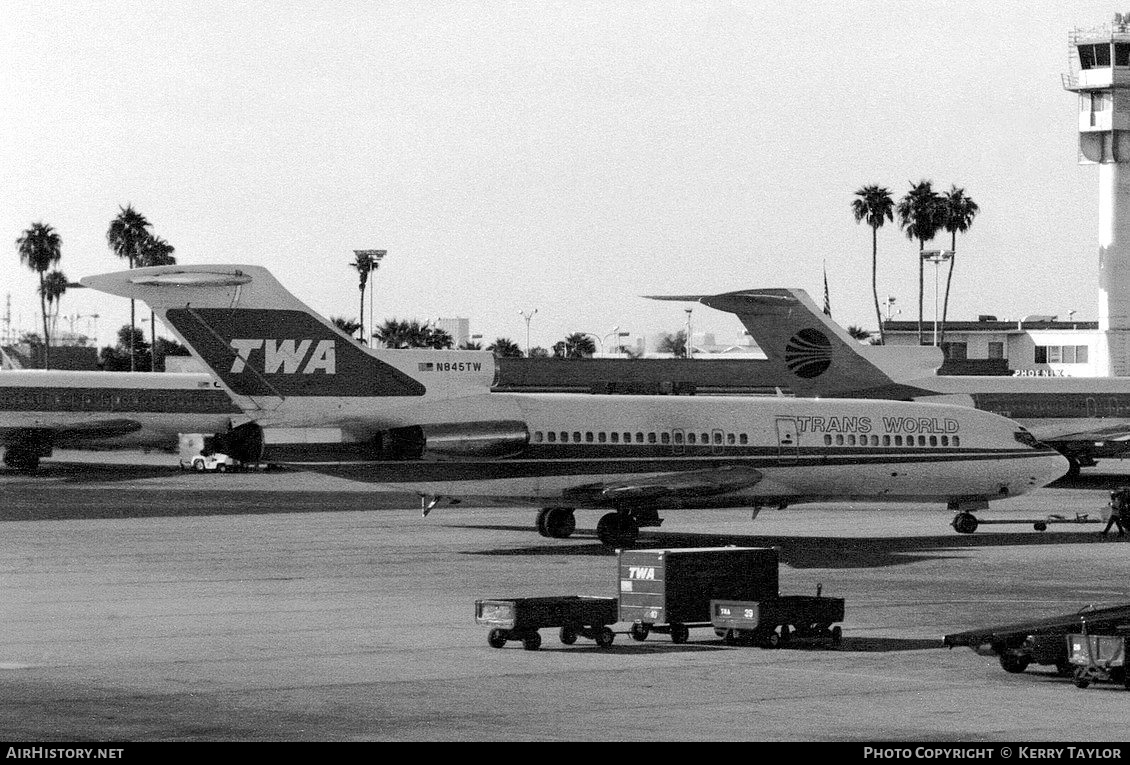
[0,370,237,471]
[82,265,1067,546]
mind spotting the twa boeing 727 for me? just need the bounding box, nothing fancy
[82,265,1066,546]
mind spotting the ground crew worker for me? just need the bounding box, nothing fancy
[1102,488,1128,538]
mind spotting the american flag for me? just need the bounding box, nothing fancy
[823,262,831,317]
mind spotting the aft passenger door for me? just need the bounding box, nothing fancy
[775,418,799,465]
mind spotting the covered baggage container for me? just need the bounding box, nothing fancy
[619,546,778,644]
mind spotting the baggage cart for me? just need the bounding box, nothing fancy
[474,596,618,650]
[1067,629,1130,689]
[711,592,845,648]
[619,547,778,644]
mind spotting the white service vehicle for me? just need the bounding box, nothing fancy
[182,450,236,473]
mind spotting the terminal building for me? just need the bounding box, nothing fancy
[882,317,1102,377]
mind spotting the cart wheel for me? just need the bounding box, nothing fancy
[670,623,689,645]
[522,631,542,651]
[830,625,842,648]
[723,629,739,646]
[1073,668,1090,689]
[630,622,650,642]
[999,653,1030,674]
[761,630,781,649]
[487,629,507,649]
[595,627,615,648]
[559,627,577,645]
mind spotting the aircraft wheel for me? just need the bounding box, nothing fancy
[952,512,978,534]
[597,513,638,547]
[559,627,578,645]
[999,653,1030,674]
[595,627,615,648]
[487,629,507,649]
[522,632,542,651]
[545,508,576,539]
[535,508,552,537]
[669,623,689,645]
[630,622,650,642]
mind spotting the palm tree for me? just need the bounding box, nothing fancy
[658,331,688,358]
[373,318,451,349]
[332,317,363,339]
[106,205,153,371]
[41,270,69,340]
[16,222,62,368]
[896,181,945,345]
[555,332,596,358]
[846,325,872,342]
[136,234,176,370]
[487,337,523,358]
[939,186,980,348]
[851,185,894,344]
[351,251,375,342]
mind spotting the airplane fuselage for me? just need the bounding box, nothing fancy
[0,370,238,451]
[263,393,1067,510]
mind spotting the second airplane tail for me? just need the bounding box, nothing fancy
[646,288,940,399]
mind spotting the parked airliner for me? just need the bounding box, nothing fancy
[0,370,237,470]
[83,265,1068,546]
[650,288,1130,476]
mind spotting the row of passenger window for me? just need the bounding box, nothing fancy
[824,433,960,447]
[531,430,751,445]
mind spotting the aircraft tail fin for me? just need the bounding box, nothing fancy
[82,265,496,410]
[645,288,939,398]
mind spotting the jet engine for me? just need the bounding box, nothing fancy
[210,422,265,464]
[380,420,529,461]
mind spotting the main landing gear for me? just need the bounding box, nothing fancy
[952,512,979,534]
[536,507,577,539]
[596,506,663,548]
[535,506,665,547]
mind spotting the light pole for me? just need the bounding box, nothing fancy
[684,308,693,359]
[353,249,386,345]
[603,326,627,357]
[883,296,901,322]
[921,250,954,347]
[518,308,537,356]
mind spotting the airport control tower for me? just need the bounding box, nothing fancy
[1065,14,1130,375]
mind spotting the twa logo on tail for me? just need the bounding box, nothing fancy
[230,339,336,374]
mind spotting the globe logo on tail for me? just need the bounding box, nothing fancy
[785,328,832,378]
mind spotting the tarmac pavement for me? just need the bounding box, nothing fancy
[2,454,1129,741]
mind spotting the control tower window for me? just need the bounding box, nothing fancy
[1079,43,1112,69]
[1117,43,1130,66]
[1080,44,1096,69]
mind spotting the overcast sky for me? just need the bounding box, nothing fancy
[0,1,1117,351]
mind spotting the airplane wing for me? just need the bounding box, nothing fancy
[0,419,144,445]
[563,465,763,504]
